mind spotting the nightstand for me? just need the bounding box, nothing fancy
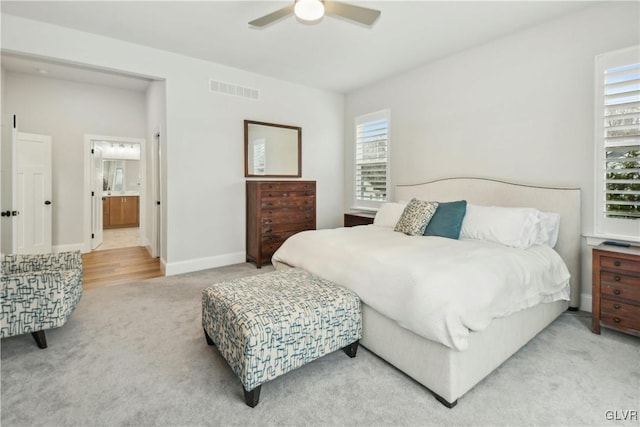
[344,212,375,227]
[592,244,640,337]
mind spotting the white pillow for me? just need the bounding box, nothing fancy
[460,204,541,249]
[373,202,406,228]
[535,211,561,247]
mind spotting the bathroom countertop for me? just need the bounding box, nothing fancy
[103,192,140,197]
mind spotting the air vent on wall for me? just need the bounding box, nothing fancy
[209,79,260,101]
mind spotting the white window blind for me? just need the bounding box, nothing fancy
[595,46,640,241]
[354,110,390,208]
[252,139,266,175]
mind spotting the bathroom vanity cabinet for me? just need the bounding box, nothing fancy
[103,195,139,229]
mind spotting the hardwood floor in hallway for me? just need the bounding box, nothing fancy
[82,246,163,289]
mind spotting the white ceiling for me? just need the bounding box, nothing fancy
[1,1,600,94]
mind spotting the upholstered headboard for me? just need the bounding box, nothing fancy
[395,177,582,308]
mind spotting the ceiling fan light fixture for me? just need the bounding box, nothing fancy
[294,0,325,22]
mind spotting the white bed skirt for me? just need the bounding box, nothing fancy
[361,299,568,405]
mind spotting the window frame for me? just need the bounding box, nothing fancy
[593,45,640,243]
[352,109,391,210]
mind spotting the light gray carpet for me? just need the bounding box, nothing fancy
[1,263,638,426]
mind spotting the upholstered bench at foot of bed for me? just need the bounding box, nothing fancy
[201,268,362,407]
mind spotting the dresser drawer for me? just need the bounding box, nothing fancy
[263,208,314,222]
[263,235,310,256]
[600,256,640,274]
[600,274,640,302]
[600,299,640,335]
[601,298,640,320]
[260,196,314,209]
[261,242,283,259]
[262,221,314,234]
[259,182,315,192]
[261,227,313,244]
[261,189,315,198]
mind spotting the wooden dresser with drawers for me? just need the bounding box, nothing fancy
[592,244,640,337]
[246,180,316,268]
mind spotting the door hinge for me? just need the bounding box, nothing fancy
[91,233,95,239]
[91,191,95,196]
[91,148,94,154]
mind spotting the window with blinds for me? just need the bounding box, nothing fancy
[354,110,390,208]
[604,63,639,220]
[595,46,640,241]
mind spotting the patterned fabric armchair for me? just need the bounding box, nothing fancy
[0,251,83,349]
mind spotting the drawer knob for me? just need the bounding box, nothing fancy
[614,260,621,267]
[614,289,621,295]
[614,275,621,282]
[614,317,621,323]
[613,304,621,310]
[265,228,272,233]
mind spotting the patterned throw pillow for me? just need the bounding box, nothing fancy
[394,198,439,236]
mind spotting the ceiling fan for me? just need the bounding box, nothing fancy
[249,0,381,27]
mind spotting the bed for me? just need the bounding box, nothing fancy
[271,177,581,407]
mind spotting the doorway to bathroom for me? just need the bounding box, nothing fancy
[85,135,145,253]
[82,135,163,289]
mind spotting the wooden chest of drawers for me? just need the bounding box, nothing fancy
[246,180,316,268]
[344,212,375,227]
[592,245,640,337]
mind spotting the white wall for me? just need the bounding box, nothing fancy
[4,72,147,249]
[123,160,140,192]
[1,14,345,275]
[344,2,640,309]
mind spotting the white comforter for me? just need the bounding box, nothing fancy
[271,225,570,351]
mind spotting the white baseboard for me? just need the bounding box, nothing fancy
[164,251,245,276]
[580,294,592,313]
[53,243,85,253]
[50,244,238,277]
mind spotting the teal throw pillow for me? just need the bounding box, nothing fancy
[424,200,467,239]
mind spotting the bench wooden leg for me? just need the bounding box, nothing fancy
[342,340,359,358]
[203,328,215,346]
[434,392,458,408]
[243,385,261,408]
[31,331,47,349]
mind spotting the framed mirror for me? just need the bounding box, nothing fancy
[102,159,141,194]
[244,120,301,177]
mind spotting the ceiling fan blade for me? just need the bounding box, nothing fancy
[324,1,381,26]
[248,5,295,27]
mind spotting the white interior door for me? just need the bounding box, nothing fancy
[153,132,161,258]
[91,143,104,249]
[17,132,52,254]
[1,120,18,253]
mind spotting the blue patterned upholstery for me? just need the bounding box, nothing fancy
[202,268,362,393]
[0,251,83,347]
